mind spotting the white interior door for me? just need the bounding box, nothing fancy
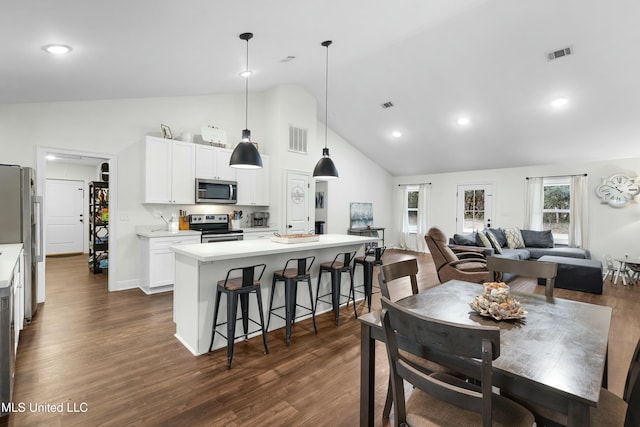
[456,184,494,233]
[45,179,84,254]
[285,172,310,234]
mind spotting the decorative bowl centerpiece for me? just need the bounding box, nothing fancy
[469,282,526,320]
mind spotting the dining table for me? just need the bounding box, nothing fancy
[614,257,640,285]
[358,280,612,427]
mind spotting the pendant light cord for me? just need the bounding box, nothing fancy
[245,36,250,131]
[323,41,331,150]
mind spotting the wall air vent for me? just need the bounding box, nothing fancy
[547,46,573,61]
[381,101,394,109]
[288,125,308,154]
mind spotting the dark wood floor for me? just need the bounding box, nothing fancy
[3,250,639,426]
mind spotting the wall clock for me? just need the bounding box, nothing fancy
[595,174,640,208]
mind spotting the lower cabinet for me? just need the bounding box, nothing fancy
[138,234,201,294]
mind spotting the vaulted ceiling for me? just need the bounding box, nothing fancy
[3,0,640,176]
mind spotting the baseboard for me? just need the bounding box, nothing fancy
[116,279,138,291]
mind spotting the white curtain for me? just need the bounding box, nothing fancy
[415,184,431,252]
[398,186,409,250]
[569,175,588,248]
[524,177,544,230]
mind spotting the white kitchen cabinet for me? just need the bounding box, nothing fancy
[138,233,201,294]
[144,136,195,204]
[236,154,270,206]
[195,145,236,181]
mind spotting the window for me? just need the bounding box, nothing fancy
[407,186,419,233]
[543,177,570,244]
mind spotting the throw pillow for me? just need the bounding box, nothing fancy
[520,229,554,248]
[476,231,492,248]
[503,227,525,249]
[485,231,503,254]
[487,228,508,248]
[453,232,478,246]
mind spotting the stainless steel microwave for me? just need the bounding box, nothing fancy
[195,179,237,204]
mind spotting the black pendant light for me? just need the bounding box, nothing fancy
[230,32,263,169]
[313,40,339,180]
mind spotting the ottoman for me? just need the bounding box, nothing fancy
[537,255,603,294]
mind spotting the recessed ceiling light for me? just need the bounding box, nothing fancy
[551,97,568,108]
[42,44,72,54]
[45,154,56,160]
[456,117,470,126]
[239,70,252,78]
[392,131,402,138]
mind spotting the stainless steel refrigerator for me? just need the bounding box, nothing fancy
[0,165,43,322]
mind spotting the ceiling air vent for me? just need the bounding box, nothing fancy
[381,101,394,109]
[547,46,573,61]
[288,125,308,154]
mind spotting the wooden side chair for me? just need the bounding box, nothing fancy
[378,258,419,301]
[487,256,557,298]
[380,296,535,427]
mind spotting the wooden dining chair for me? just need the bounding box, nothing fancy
[380,296,535,427]
[519,335,640,427]
[487,256,557,298]
[378,258,419,301]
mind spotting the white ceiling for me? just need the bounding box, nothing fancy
[3,0,640,176]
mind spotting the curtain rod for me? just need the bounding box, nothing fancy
[397,182,432,187]
[526,173,587,180]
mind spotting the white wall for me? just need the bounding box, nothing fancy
[0,85,395,291]
[394,157,640,262]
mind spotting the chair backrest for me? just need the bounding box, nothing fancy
[222,264,266,288]
[486,256,557,298]
[424,227,460,269]
[281,256,315,277]
[604,254,615,270]
[366,245,386,262]
[330,250,357,269]
[381,297,500,427]
[378,258,419,300]
[624,336,640,427]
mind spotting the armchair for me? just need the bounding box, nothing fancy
[425,227,490,284]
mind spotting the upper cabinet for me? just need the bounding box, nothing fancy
[144,136,195,204]
[195,145,236,181]
[236,154,270,206]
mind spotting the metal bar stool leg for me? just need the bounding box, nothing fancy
[266,275,277,331]
[254,286,269,354]
[209,288,223,352]
[284,278,295,346]
[314,269,324,314]
[307,277,317,333]
[240,292,250,340]
[331,268,341,325]
[349,269,358,319]
[226,291,238,369]
[364,261,374,311]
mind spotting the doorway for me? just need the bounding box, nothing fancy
[456,183,494,233]
[36,146,118,302]
[285,171,311,234]
[314,180,328,234]
[45,179,84,255]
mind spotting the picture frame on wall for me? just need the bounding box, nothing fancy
[315,191,325,209]
[161,124,173,139]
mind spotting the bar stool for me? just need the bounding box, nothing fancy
[314,251,358,326]
[209,264,269,369]
[353,245,386,312]
[267,256,317,345]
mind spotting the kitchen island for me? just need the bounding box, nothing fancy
[171,234,378,355]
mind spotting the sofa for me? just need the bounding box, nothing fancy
[448,227,591,261]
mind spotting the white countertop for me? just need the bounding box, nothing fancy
[136,226,201,238]
[0,243,23,288]
[171,234,378,263]
[241,227,278,234]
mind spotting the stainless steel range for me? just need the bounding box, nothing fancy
[189,214,243,243]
